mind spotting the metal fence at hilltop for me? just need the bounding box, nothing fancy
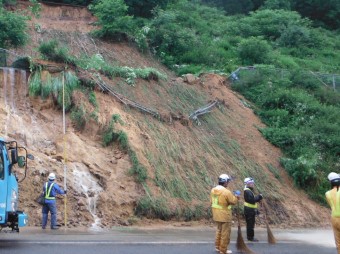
[229,66,340,92]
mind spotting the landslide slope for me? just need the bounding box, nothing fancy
[1,2,330,228]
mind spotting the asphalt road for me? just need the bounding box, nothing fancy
[0,226,337,254]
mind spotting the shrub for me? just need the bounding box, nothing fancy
[238,37,272,65]
[89,0,134,40]
[38,40,74,64]
[102,114,124,146]
[0,8,28,48]
[88,91,97,107]
[261,0,291,10]
[29,70,42,97]
[278,25,312,48]
[280,155,318,187]
[125,0,171,18]
[70,105,87,131]
[11,56,31,69]
[135,196,171,220]
[237,9,309,40]
[128,149,147,183]
[290,70,320,90]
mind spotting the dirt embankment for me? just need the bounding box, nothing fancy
[0,3,331,229]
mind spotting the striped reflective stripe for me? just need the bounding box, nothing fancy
[244,202,257,208]
[211,194,232,210]
[244,188,258,208]
[326,190,340,217]
[45,182,55,200]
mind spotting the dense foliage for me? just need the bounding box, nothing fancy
[232,69,340,204]
[4,0,340,206]
[89,0,134,40]
[89,0,340,204]
[291,0,340,30]
[125,0,173,18]
[200,0,340,30]
[39,0,92,6]
[0,7,28,48]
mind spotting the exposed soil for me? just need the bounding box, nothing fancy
[0,2,331,229]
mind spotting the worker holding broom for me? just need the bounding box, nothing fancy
[243,177,263,242]
[211,174,240,254]
[325,172,340,254]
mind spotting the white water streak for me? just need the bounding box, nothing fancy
[73,164,103,231]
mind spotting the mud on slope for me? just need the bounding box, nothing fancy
[2,3,331,228]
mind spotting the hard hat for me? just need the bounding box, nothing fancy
[218,174,230,184]
[328,172,340,182]
[244,177,255,185]
[48,173,56,180]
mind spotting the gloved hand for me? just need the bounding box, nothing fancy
[233,190,241,196]
[259,193,263,200]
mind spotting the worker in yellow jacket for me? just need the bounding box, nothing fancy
[211,174,240,254]
[326,172,340,254]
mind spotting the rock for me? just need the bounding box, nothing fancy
[182,74,199,85]
[77,199,87,207]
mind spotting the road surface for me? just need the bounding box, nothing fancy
[0,226,336,254]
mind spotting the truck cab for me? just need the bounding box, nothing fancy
[0,138,33,232]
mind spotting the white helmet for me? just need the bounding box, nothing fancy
[244,177,255,185]
[328,172,340,182]
[48,173,56,180]
[218,174,230,184]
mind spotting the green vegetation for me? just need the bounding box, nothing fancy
[102,114,147,183]
[70,105,87,130]
[0,7,28,48]
[37,40,167,86]
[38,40,75,64]
[88,0,134,40]
[28,69,79,111]
[201,0,339,30]
[5,0,340,216]
[232,68,340,204]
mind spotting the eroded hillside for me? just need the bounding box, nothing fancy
[0,2,331,228]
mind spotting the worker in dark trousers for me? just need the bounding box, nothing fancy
[41,172,67,229]
[243,177,263,242]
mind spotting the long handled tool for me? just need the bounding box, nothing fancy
[262,200,276,244]
[62,71,68,229]
[236,201,256,254]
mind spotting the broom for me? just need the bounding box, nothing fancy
[236,201,256,254]
[262,200,276,244]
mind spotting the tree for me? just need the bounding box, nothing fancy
[0,8,28,48]
[237,10,310,40]
[291,0,340,30]
[261,0,291,10]
[125,0,172,18]
[200,0,265,15]
[237,37,272,65]
[89,0,134,40]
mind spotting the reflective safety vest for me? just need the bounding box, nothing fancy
[211,194,232,210]
[45,182,55,200]
[326,190,340,217]
[244,187,258,209]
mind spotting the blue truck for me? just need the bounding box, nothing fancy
[0,138,33,232]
